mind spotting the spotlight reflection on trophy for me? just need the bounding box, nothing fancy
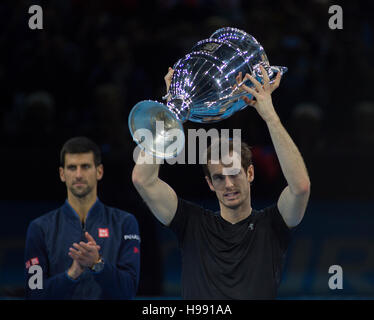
[128,27,287,159]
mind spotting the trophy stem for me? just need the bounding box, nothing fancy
[167,97,192,123]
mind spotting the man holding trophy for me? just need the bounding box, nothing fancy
[130,28,310,299]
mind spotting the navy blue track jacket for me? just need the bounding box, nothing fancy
[24,199,140,299]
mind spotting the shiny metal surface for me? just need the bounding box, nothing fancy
[128,100,185,159]
[129,27,287,158]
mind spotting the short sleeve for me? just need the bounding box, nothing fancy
[266,205,292,253]
[169,198,204,246]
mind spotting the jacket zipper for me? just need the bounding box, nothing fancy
[81,221,86,241]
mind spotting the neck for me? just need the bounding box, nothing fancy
[67,191,97,222]
[220,198,252,224]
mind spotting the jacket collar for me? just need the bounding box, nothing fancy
[62,198,104,224]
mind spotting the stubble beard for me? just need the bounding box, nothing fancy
[221,189,251,211]
[69,184,93,199]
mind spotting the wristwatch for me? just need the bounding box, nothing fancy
[90,257,104,273]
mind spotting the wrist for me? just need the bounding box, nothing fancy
[264,113,280,125]
[89,256,102,269]
[90,257,105,273]
[67,265,84,280]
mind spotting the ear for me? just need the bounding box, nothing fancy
[96,164,104,181]
[205,176,215,192]
[59,167,66,183]
[247,165,254,183]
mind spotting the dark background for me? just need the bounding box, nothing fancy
[0,0,373,299]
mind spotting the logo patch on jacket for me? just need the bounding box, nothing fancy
[98,228,109,238]
[26,257,40,268]
[124,234,141,242]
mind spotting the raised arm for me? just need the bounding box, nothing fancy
[240,66,310,227]
[132,68,178,226]
[132,150,178,226]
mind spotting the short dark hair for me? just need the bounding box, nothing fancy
[202,139,253,179]
[60,136,101,167]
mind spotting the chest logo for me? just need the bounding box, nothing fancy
[26,257,39,269]
[249,223,254,231]
[98,228,109,238]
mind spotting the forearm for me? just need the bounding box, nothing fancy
[241,68,310,226]
[25,223,81,300]
[132,150,160,187]
[25,271,80,300]
[132,163,160,187]
[265,114,310,195]
[132,150,177,225]
[92,262,138,300]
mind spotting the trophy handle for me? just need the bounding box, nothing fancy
[236,65,288,88]
[128,100,185,159]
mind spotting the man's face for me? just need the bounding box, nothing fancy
[205,152,254,210]
[59,152,103,199]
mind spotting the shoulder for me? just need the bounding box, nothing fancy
[178,198,212,214]
[28,207,61,230]
[174,197,217,225]
[252,204,291,229]
[102,204,139,225]
[26,206,62,240]
[254,204,280,219]
[176,198,213,220]
[262,204,280,216]
[256,203,292,242]
[169,198,209,230]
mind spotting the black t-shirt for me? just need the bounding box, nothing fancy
[169,198,292,300]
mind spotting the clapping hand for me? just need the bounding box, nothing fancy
[68,232,101,269]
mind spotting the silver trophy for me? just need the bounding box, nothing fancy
[128,27,287,158]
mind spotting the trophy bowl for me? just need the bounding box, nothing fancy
[128,27,287,159]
